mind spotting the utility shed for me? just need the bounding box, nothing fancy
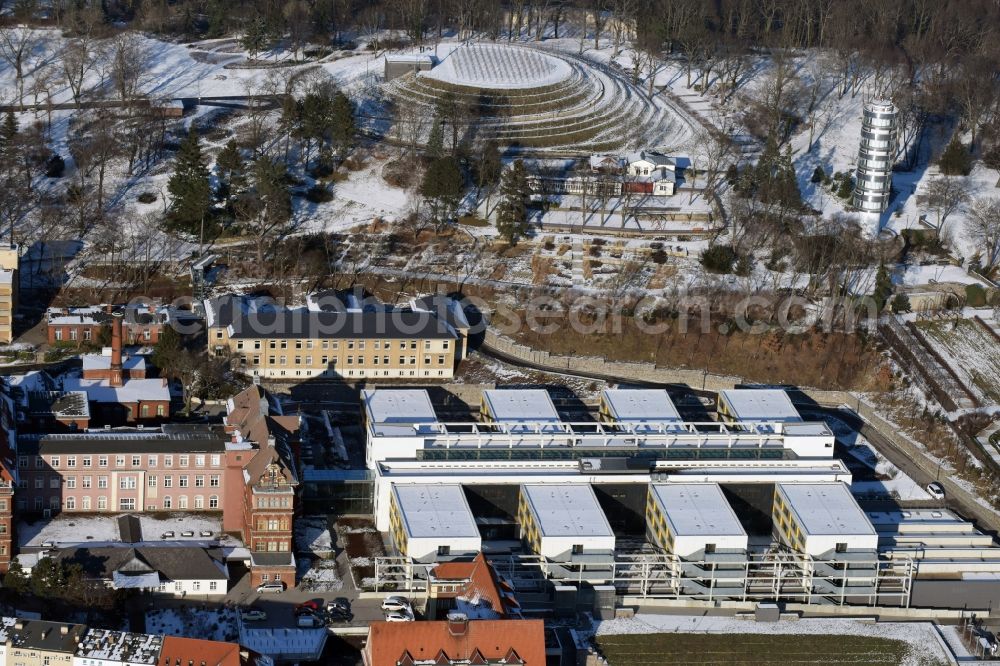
[646,484,748,558]
[389,484,481,563]
[480,389,561,433]
[717,389,802,424]
[774,483,878,556]
[518,484,615,561]
[599,389,682,432]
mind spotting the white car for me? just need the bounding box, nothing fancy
[926,481,946,500]
[241,610,267,621]
[381,596,412,613]
[256,582,285,594]
[384,610,414,622]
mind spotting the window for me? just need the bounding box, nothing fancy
[82,476,92,489]
[34,456,42,469]
[65,497,75,510]
[295,340,302,349]
[836,542,848,553]
[437,545,450,556]
[210,475,220,487]
[179,475,188,488]
[98,476,108,489]
[82,496,91,510]
[51,456,60,468]
[115,456,124,468]
[120,476,136,489]
[66,477,76,489]
[175,582,183,592]
[163,496,171,509]
[193,581,201,591]
[209,581,218,591]
[34,477,42,489]
[195,475,205,487]
[17,456,26,469]
[99,456,108,468]
[132,456,141,467]
[83,456,92,468]
[705,543,716,554]
[97,496,107,510]
[269,340,276,349]
[261,574,269,581]
[268,356,276,365]
[195,455,205,467]
[359,341,365,350]
[66,456,76,468]
[572,544,585,555]
[84,329,92,341]
[70,328,78,340]
[148,455,158,467]
[209,495,219,508]
[148,476,157,488]
[164,476,172,488]
[178,496,188,509]
[279,340,287,349]
[55,328,63,341]
[179,455,189,467]
[49,476,60,489]
[254,340,261,349]
[141,404,150,417]
[194,496,204,509]
[211,454,221,467]
[443,340,450,349]
[164,455,173,467]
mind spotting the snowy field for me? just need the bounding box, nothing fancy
[422,43,572,89]
[145,606,239,643]
[594,615,951,666]
[17,513,240,548]
[916,317,1000,405]
[297,557,343,593]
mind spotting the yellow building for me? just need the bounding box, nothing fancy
[205,294,466,381]
[0,245,18,344]
[0,618,85,666]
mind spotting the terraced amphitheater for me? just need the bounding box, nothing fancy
[383,42,696,153]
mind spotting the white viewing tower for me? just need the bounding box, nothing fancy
[852,100,898,214]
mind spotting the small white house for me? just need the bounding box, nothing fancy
[389,484,482,562]
[774,483,878,557]
[625,150,677,196]
[518,484,615,561]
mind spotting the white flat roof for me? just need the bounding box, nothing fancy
[650,484,746,538]
[63,378,169,403]
[866,508,964,526]
[482,389,559,423]
[778,483,876,537]
[602,389,681,422]
[521,484,613,538]
[363,389,439,436]
[720,389,801,422]
[82,355,147,372]
[392,484,479,539]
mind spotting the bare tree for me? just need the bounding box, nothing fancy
[967,197,1000,271]
[111,32,147,106]
[62,38,96,109]
[924,177,970,238]
[0,26,40,109]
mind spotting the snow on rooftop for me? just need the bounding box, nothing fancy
[18,513,236,549]
[63,377,169,403]
[865,508,964,526]
[651,484,746,538]
[602,389,681,423]
[363,389,439,437]
[421,43,572,90]
[81,354,146,372]
[392,484,479,539]
[719,389,801,422]
[778,483,876,537]
[521,484,613,538]
[482,389,559,424]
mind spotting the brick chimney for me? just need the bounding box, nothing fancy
[110,309,124,388]
[446,613,468,636]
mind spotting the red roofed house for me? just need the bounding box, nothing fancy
[427,552,519,620]
[158,636,245,666]
[363,616,545,666]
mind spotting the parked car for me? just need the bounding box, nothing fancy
[200,530,213,537]
[159,532,174,539]
[926,481,946,500]
[256,582,285,594]
[326,598,351,614]
[181,531,195,537]
[241,610,267,621]
[297,614,324,628]
[383,610,414,622]
[381,596,411,613]
[325,609,353,623]
[293,607,317,617]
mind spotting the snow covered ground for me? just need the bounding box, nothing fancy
[594,615,951,666]
[17,513,240,548]
[297,558,343,593]
[145,606,239,643]
[294,516,333,556]
[915,317,1000,405]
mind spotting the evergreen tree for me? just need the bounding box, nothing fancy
[2,560,29,595]
[206,0,228,37]
[215,139,245,207]
[240,15,270,60]
[425,117,444,161]
[330,91,356,157]
[496,159,530,244]
[167,128,212,234]
[939,137,973,176]
[421,156,463,228]
[0,112,17,156]
[872,263,892,312]
[891,293,911,313]
[476,140,502,209]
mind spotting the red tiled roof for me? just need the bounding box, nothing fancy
[366,619,545,665]
[159,636,240,666]
[431,553,507,617]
